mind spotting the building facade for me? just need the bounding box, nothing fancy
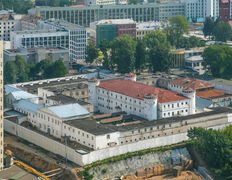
[219,0,231,21]
[136,21,161,39]
[96,19,136,47]
[4,47,69,64]
[88,75,195,121]
[181,0,219,22]
[84,0,127,6]
[10,20,87,62]
[28,3,186,27]
[0,41,3,170]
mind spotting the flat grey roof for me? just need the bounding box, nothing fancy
[66,107,232,135]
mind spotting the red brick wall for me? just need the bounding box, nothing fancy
[219,0,231,22]
[116,24,136,38]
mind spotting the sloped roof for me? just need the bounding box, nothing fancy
[10,91,38,100]
[98,79,188,103]
[170,78,214,90]
[48,103,90,120]
[5,85,22,95]
[14,99,43,114]
[196,89,227,98]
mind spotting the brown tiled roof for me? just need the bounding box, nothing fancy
[170,78,214,90]
[98,80,188,103]
[196,89,227,98]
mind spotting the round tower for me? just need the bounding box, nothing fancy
[88,78,100,112]
[144,93,158,121]
[124,73,137,81]
[182,88,196,114]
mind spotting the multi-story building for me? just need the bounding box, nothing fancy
[219,0,231,21]
[185,55,205,75]
[4,47,69,64]
[28,2,186,27]
[0,12,19,41]
[96,19,136,46]
[10,20,87,62]
[136,21,161,39]
[85,0,127,6]
[181,0,219,22]
[0,41,3,170]
[170,47,205,68]
[88,74,196,121]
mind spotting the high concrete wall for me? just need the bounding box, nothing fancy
[82,133,188,165]
[4,118,232,166]
[4,119,84,166]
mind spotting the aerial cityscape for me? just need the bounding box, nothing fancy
[0,0,231,179]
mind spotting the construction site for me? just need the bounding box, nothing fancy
[1,133,78,180]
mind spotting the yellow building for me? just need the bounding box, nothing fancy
[170,49,186,68]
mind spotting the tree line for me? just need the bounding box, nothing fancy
[0,0,33,14]
[188,126,232,179]
[203,45,232,79]
[4,55,67,84]
[35,0,78,6]
[203,17,232,42]
[86,15,205,74]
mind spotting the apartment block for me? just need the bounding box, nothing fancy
[28,3,186,27]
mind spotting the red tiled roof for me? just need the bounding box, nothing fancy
[170,78,214,90]
[98,80,188,103]
[101,115,123,124]
[196,89,227,98]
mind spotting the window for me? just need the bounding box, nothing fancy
[107,135,110,139]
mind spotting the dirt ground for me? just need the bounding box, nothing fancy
[4,134,78,180]
[124,171,202,180]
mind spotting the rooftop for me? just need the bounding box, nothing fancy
[170,78,214,91]
[47,94,90,106]
[97,19,136,25]
[98,79,188,103]
[5,85,22,95]
[196,89,229,99]
[196,97,214,110]
[13,29,67,35]
[14,99,43,114]
[136,21,161,30]
[10,91,38,101]
[46,103,90,121]
[185,55,203,61]
[66,107,232,134]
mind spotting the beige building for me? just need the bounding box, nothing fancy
[0,41,3,170]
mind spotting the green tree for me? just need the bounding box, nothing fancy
[212,21,232,42]
[202,45,232,79]
[128,0,140,4]
[203,17,215,38]
[135,40,146,73]
[165,15,189,47]
[110,35,137,73]
[86,43,98,64]
[45,60,67,78]
[4,61,17,84]
[148,45,171,72]
[144,31,170,49]
[15,55,29,82]
[188,126,232,179]
[1,0,33,14]
[99,40,110,69]
[35,59,53,78]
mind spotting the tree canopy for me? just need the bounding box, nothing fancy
[35,0,76,6]
[203,45,232,79]
[188,126,232,179]
[127,0,140,4]
[0,0,33,14]
[110,35,137,73]
[86,43,99,64]
[203,17,215,38]
[213,21,232,42]
[4,57,68,84]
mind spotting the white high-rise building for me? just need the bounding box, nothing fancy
[0,41,3,170]
[181,0,219,22]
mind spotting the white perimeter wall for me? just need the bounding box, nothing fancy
[4,118,232,166]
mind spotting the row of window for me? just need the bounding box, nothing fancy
[163,101,188,109]
[163,109,188,117]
